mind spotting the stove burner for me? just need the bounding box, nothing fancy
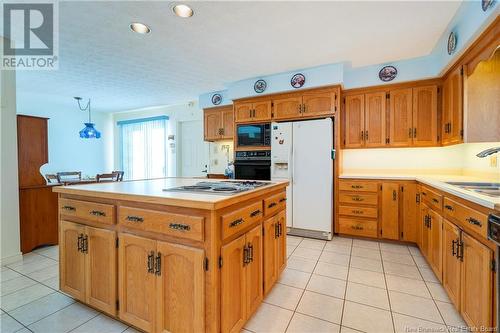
[182,185,212,190]
[163,180,272,196]
[212,186,238,192]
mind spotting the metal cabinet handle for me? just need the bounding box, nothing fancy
[243,245,250,265]
[421,192,427,196]
[466,217,482,227]
[352,210,363,214]
[248,243,254,262]
[63,205,76,211]
[444,205,454,211]
[360,131,364,141]
[351,185,363,189]
[147,251,155,273]
[452,239,457,257]
[279,197,287,203]
[413,128,417,138]
[89,210,106,217]
[351,225,364,230]
[229,218,244,228]
[155,252,162,276]
[428,215,432,228]
[278,222,283,237]
[432,198,439,204]
[77,233,84,252]
[303,104,306,113]
[298,104,302,114]
[268,202,277,209]
[126,215,144,222]
[393,190,397,201]
[457,241,464,261]
[82,235,88,253]
[365,131,369,140]
[250,209,261,217]
[408,128,412,138]
[351,196,364,202]
[275,223,279,238]
[169,223,191,231]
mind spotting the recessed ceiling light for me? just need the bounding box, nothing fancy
[130,22,151,34]
[173,4,193,18]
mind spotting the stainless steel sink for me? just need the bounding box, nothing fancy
[446,182,500,198]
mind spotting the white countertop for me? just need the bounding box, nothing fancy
[340,173,500,211]
[53,178,289,210]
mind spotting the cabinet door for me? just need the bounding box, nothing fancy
[252,101,272,121]
[245,225,263,318]
[273,96,302,120]
[204,109,222,141]
[221,107,234,140]
[364,92,387,147]
[118,233,156,332]
[442,220,461,309]
[263,216,278,295]
[156,241,205,333]
[344,95,365,148]
[221,235,247,333]
[85,226,116,316]
[60,220,86,301]
[428,209,443,281]
[389,88,413,147]
[461,232,493,330]
[381,183,399,240]
[412,86,438,146]
[235,103,253,123]
[302,91,335,117]
[442,77,452,144]
[420,204,430,259]
[448,67,463,144]
[401,183,418,242]
[276,210,287,273]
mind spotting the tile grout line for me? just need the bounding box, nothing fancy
[380,243,397,333]
[3,310,31,333]
[339,238,354,330]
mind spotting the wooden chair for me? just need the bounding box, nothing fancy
[96,173,118,182]
[56,171,82,183]
[45,174,59,184]
[112,171,124,181]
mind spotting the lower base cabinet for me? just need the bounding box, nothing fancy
[420,204,442,281]
[118,233,205,333]
[442,220,461,308]
[60,220,116,316]
[221,224,262,333]
[263,210,286,295]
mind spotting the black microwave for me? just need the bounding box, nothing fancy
[236,123,271,147]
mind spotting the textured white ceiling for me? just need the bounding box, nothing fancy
[16,1,462,113]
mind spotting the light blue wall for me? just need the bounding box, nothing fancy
[199,0,499,107]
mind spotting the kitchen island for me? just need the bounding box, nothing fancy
[53,178,289,333]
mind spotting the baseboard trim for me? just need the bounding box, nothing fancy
[0,252,23,266]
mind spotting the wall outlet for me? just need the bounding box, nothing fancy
[490,155,498,168]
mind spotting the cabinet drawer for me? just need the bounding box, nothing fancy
[339,218,378,238]
[443,198,488,238]
[339,181,378,193]
[264,192,287,217]
[221,201,263,240]
[118,206,204,241]
[339,205,378,219]
[59,198,115,225]
[339,192,378,205]
[420,186,442,211]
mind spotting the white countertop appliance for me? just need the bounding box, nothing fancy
[271,118,334,240]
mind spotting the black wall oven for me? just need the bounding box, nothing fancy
[234,150,271,180]
[236,123,271,147]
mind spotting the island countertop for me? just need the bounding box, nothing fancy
[53,178,289,210]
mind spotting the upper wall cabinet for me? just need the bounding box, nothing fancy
[412,86,438,147]
[389,88,413,147]
[442,67,463,145]
[204,105,234,141]
[235,101,272,123]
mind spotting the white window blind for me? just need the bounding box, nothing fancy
[118,116,168,180]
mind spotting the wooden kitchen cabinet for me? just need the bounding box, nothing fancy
[401,183,418,243]
[276,210,287,274]
[301,90,336,117]
[272,96,302,120]
[60,220,86,301]
[389,88,413,147]
[442,219,461,308]
[428,208,443,281]
[381,183,399,240]
[344,94,365,148]
[263,210,286,295]
[204,105,234,141]
[234,101,272,123]
[412,86,438,146]
[272,88,338,121]
[245,225,263,318]
[442,66,463,145]
[420,203,430,259]
[364,92,387,147]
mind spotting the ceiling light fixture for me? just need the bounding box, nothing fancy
[74,97,101,139]
[130,22,151,34]
[173,4,193,18]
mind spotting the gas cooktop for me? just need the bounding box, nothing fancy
[163,181,270,195]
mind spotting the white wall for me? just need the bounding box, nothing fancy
[0,37,22,264]
[208,141,234,175]
[16,97,114,178]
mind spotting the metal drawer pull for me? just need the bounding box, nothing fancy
[268,202,277,208]
[444,205,454,211]
[452,239,457,257]
[393,190,397,201]
[169,223,191,231]
[279,198,287,203]
[275,223,279,238]
[248,243,254,262]
[250,209,261,217]
[147,251,155,273]
[77,233,84,252]
[432,198,439,204]
[82,235,88,253]
[126,215,144,222]
[352,210,363,214]
[351,225,364,230]
[457,241,464,261]
[155,252,162,276]
[278,222,283,237]
[466,217,482,227]
[62,205,76,211]
[352,196,364,201]
[351,185,363,189]
[243,245,250,265]
[229,218,244,228]
[421,192,427,196]
[89,210,106,217]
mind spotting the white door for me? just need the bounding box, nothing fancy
[180,120,209,177]
[292,118,333,234]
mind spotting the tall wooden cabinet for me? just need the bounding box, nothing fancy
[442,66,463,145]
[344,95,365,148]
[204,105,234,141]
[412,86,438,146]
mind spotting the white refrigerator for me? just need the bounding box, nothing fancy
[271,118,334,240]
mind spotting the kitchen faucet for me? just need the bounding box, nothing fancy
[476,147,500,158]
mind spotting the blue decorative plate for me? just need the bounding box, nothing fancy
[482,0,495,11]
[211,93,222,105]
[290,73,305,88]
[447,31,457,55]
[254,79,267,93]
[379,66,397,82]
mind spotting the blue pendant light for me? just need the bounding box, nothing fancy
[74,97,101,139]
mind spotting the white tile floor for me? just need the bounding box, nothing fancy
[0,236,469,333]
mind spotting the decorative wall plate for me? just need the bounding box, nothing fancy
[447,31,457,55]
[378,66,397,82]
[290,73,305,88]
[211,93,222,105]
[254,79,267,93]
[482,0,494,11]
